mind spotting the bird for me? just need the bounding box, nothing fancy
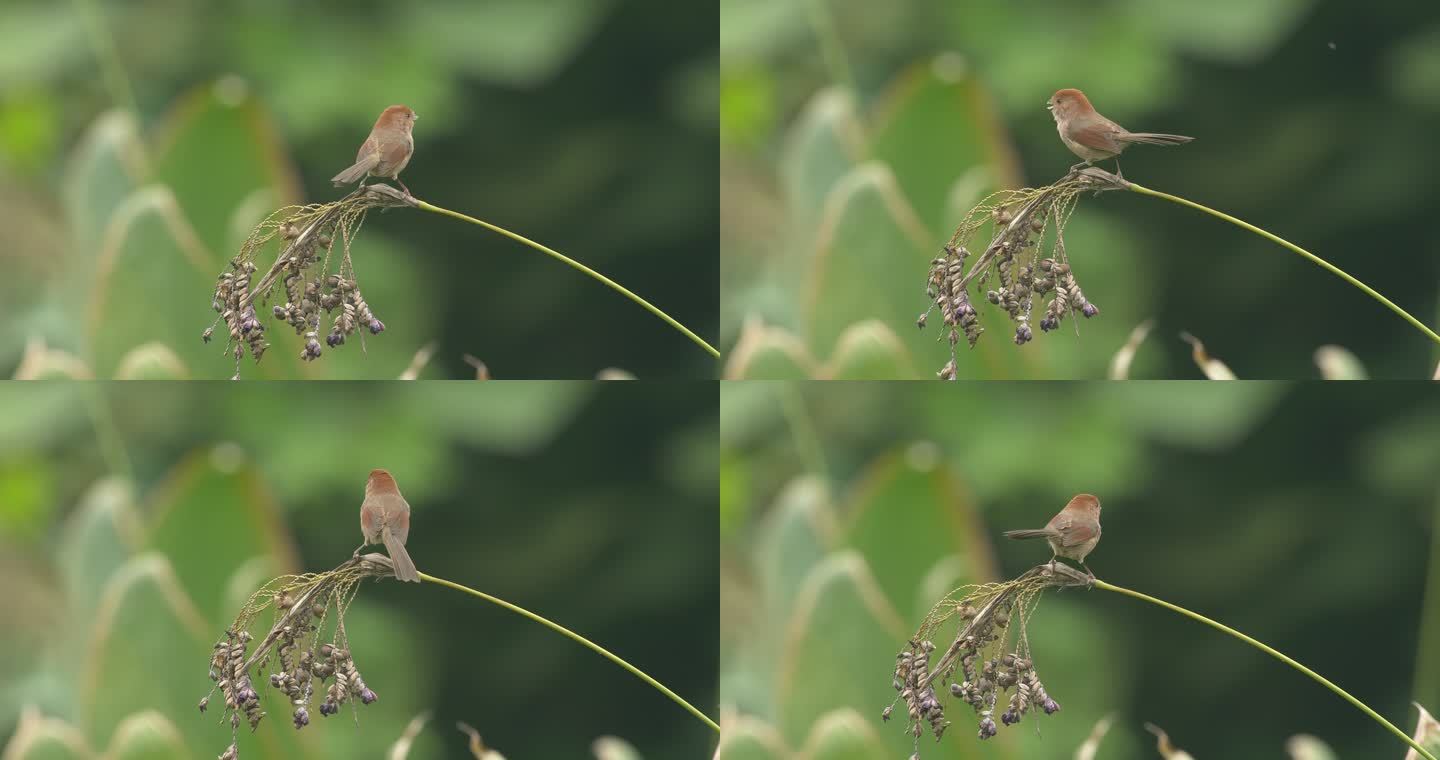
[356,469,420,582]
[1002,494,1102,576]
[331,105,417,196]
[1047,88,1192,177]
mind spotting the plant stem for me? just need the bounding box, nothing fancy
[418,571,719,734]
[1125,183,1440,347]
[414,199,719,359]
[72,0,140,123]
[803,0,856,95]
[777,384,829,481]
[1095,579,1436,760]
[1413,492,1440,709]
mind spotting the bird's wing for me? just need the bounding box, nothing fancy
[1066,120,1125,153]
[1057,520,1097,547]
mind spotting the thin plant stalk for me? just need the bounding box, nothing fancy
[415,199,719,358]
[1095,579,1437,760]
[1413,493,1440,709]
[419,571,720,734]
[1125,183,1440,347]
[803,0,856,95]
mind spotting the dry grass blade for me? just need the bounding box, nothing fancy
[1286,734,1337,760]
[456,721,507,760]
[1179,331,1237,380]
[1075,714,1115,760]
[1145,723,1197,760]
[1313,345,1367,380]
[463,354,492,380]
[1407,703,1440,760]
[387,712,431,760]
[1109,319,1154,380]
[399,342,437,380]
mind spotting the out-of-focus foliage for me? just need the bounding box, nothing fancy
[0,383,718,758]
[0,0,716,378]
[720,0,1440,378]
[720,382,1440,758]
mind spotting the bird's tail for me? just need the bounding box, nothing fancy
[1002,529,1053,540]
[1120,132,1194,146]
[331,154,379,187]
[382,526,420,582]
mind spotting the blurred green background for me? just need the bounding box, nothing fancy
[720,0,1440,379]
[720,381,1440,758]
[0,0,717,379]
[0,381,718,758]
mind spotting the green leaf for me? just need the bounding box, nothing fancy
[713,716,787,760]
[914,554,967,630]
[112,343,191,380]
[869,57,1021,235]
[56,478,139,625]
[151,80,300,261]
[822,320,920,380]
[774,552,905,749]
[798,709,887,760]
[105,711,192,760]
[754,476,836,631]
[724,320,817,379]
[143,447,297,628]
[220,556,287,626]
[10,340,94,380]
[79,555,212,752]
[60,110,144,259]
[83,187,226,378]
[840,451,993,620]
[0,707,95,760]
[801,163,933,362]
[778,89,863,238]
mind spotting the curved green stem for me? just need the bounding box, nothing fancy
[1125,183,1440,347]
[414,199,719,359]
[418,571,719,734]
[1095,579,1436,760]
[803,0,855,94]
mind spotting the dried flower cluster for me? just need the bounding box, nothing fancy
[203,185,413,379]
[884,563,1090,757]
[918,167,1124,380]
[200,553,402,758]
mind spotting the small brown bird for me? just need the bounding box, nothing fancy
[331,105,417,196]
[1003,494,1102,576]
[1047,89,1192,175]
[356,469,420,582]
